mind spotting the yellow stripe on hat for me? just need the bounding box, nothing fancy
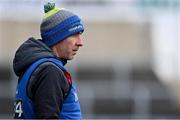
[43,7,64,19]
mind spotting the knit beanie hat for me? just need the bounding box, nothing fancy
[40,2,84,47]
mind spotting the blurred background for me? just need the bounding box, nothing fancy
[0,0,180,119]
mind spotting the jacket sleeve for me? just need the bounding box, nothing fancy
[30,64,69,119]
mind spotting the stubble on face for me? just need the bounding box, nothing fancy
[52,33,83,60]
[55,39,77,60]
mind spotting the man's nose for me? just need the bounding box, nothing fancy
[76,35,83,47]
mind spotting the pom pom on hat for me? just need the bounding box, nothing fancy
[44,2,55,13]
[40,2,84,47]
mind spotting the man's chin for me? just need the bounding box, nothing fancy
[67,56,74,60]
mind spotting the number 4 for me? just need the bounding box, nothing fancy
[14,100,23,118]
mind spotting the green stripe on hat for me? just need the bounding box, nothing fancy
[43,7,64,19]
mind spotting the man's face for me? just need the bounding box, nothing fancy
[55,33,83,60]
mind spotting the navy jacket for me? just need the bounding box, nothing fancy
[13,37,82,119]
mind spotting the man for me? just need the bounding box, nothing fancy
[13,2,84,119]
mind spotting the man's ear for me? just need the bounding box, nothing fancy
[51,46,60,57]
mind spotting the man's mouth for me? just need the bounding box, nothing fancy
[73,49,78,52]
[72,49,78,55]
